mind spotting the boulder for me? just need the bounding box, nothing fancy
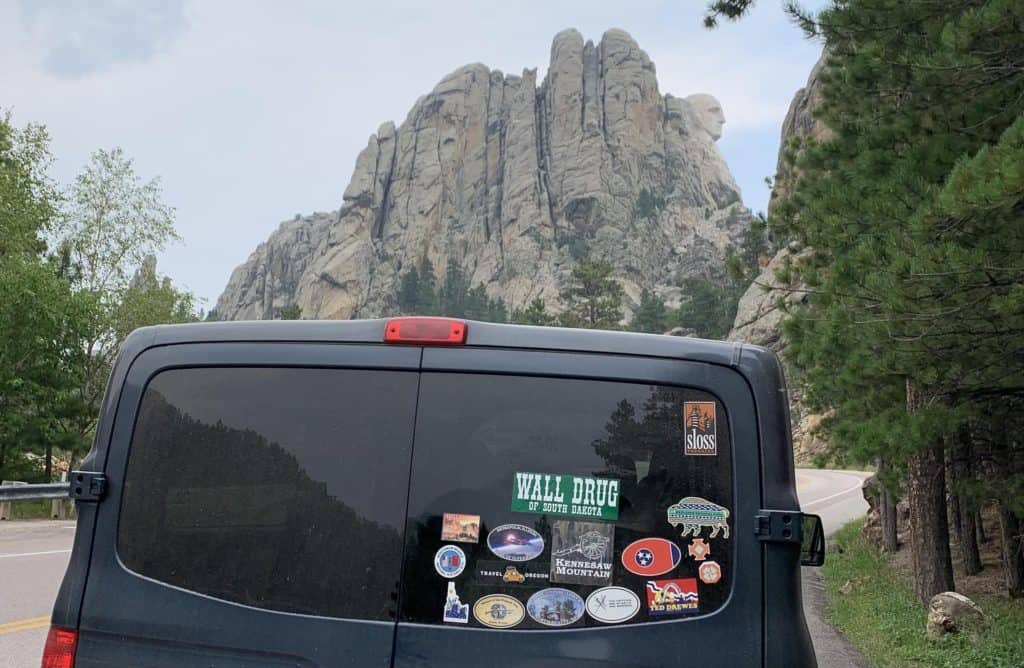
[926,592,987,640]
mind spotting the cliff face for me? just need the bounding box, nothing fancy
[216,29,752,321]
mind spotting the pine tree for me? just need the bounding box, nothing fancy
[511,298,556,326]
[558,258,624,329]
[397,265,420,313]
[632,289,668,333]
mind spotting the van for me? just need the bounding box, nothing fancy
[47,317,824,667]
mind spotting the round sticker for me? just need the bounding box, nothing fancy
[585,586,641,624]
[699,560,722,585]
[526,588,585,627]
[434,545,466,578]
[621,538,682,576]
[486,524,545,562]
[473,594,526,628]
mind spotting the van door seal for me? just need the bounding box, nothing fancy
[754,510,802,544]
[68,471,107,502]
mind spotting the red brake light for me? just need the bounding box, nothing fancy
[41,625,77,668]
[384,317,467,345]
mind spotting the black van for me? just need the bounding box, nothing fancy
[46,317,824,668]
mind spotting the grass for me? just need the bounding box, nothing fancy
[3,499,54,519]
[823,520,1024,668]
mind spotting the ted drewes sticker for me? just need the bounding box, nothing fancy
[441,513,480,543]
[526,588,585,627]
[645,578,699,616]
[473,594,526,629]
[683,401,717,456]
[512,472,619,520]
[550,520,613,585]
[667,497,730,539]
[487,524,545,562]
[585,586,641,624]
[475,559,548,585]
[443,582,469,623]
[434,545,466,578]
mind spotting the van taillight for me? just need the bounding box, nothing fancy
[41,626,77,668]
[384,317,467,345]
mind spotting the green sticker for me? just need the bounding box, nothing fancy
[512,472,619,520]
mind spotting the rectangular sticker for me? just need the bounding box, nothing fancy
[441,513,481,543]
[683,401,717,456]
[550,520,614,585]
[511,472,619,520]
[475,559,549,585]
[645,578,699,616]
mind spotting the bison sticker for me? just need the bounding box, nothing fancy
[667,497,730,539]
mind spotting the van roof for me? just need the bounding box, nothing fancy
[124,319,773,370]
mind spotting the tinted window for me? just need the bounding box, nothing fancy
[118,367,417,620]
[402,373,733,628]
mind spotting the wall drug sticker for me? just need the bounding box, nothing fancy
[549,520,614,585]
[473,594,526,629]
[441,513,481,543]
[434,545,466,578]
[699,561,722,584]
[585,586,641,624]
[688,538,711,561]
[621,538,682,577]
[486,524,545,561]
[511,472,620,520]
[667,497,730,539]
[443,582,469,623]
[645,578,700,616]
[526,588,585,627]
[683,401,717,456]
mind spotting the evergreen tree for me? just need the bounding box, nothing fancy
[632,289,669,333]
[511,298,556,326]
[440,259,469,317]
[277,304,302,320]
[416,258,439,315]
[558,258,624,329]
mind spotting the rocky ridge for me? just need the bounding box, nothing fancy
[216,29,752,321]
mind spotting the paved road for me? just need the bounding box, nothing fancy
[797,468,873,668]
[1,470,872,667]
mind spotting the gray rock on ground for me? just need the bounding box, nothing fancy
[926,591,987,640]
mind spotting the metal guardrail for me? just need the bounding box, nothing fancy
[0,482,71,502]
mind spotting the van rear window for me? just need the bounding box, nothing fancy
[117,367,418,620]
[402,373,733,628]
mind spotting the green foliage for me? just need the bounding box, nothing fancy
[703,0,757,28]
[396,257,508,322]
[673,277,742,339]
[634,188,666,220]
[277,304,302,320]
[632,289,669,333]
[558,258,624,329]
[511,298,556,326]
[823,520,1024,667]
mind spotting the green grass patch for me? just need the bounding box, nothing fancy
[5,499,54,519]
[823,520,1024,667]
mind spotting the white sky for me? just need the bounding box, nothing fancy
[1,0,825,308]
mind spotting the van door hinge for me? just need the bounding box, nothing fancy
[69,471,107,502]
[754,510,802,544]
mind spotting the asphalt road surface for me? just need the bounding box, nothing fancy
[1,469,872,668]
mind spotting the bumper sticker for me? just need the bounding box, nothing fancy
[698,560,722,585]
[526,588,585,627]
[683,401,718,456]
[475,559,549,585]
[550,520,614,585]
[441,513,481,543]
[434,545,467,578]
[473,594,526,629]
[687,538,711,561]
[443,582,469,623]
[512,472,619,520]
[646,578,700,616]
[486,524,545,562]
[621,538,682,577]
[585,586,641,624]
[667,497,730,539]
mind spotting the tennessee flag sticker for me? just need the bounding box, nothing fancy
[683,401,717,456]
[621,538,682,577]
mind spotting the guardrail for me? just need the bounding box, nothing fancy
[0,482,72,501]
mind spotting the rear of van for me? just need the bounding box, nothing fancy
[46,318,816,667]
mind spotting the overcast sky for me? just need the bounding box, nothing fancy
[1,0,825,308]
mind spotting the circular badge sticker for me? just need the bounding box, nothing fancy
[585,586,641,624]
[699,560,722,585]
[473,594,526,629]
[434,545,466,578]
[526,588,585,627]
[486,524,545,562]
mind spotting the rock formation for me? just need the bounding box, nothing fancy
[215,29,753,321]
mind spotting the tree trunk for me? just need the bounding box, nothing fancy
[951,427,982,575]
[976,511,987,544]
[878,457,898,552]
[997,506,1024,598]
[905,380,955,604]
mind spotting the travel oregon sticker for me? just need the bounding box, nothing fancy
[549,520,613,585]
[512,472,620,520]
[683,401,718,456]
[667,497,730,539]
[475,560,549,585]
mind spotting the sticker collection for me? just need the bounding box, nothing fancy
[435,400,731,628]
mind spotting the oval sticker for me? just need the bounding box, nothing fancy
[585,586,641,624]
[486,524,545,562]
[473,594,526,628]
[621,538,682,577]
[526,588,585,627]
[434,545,466,578]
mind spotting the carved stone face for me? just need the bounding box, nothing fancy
[685,94,726,142]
